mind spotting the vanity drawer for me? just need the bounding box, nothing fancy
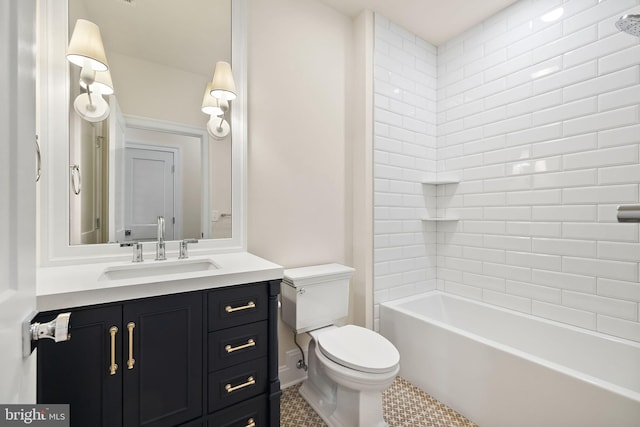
[208,395,267,427]
[208,283,268,331]
[208,358,268,412]
[209,321,268,371]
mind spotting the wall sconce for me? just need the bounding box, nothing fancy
[202,61,236,140]
[202,82,229,139]
[67,19,113,122]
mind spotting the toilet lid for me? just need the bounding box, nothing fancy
[317,325,400,374]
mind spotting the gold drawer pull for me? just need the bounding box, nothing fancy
[225,376,255,393]
[127,322,136,369]
[225,338,256,353]
[109,326,118,375]
[246,418,255,427]
[225,301,255,313]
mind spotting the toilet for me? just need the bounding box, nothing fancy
[281,264,400,427]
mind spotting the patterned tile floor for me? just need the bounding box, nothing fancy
[281,376,478,427]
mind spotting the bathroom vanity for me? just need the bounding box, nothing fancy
[35,253,282,427]
[33,1,270,424]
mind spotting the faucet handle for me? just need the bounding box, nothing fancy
[178,239,198,259]
[157,216,165,242]
[120,241,143,263]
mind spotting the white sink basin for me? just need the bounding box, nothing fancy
[99,259,219,281]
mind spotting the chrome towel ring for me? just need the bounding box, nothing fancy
[70,164,81,195]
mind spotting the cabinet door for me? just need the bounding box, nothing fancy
[123,291,203,427]
[37,306,122,427]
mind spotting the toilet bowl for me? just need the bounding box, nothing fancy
[281,264,400,427]
[300,325,400,427]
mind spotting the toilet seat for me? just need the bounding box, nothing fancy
[316,325,399,374]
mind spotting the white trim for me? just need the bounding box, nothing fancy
[107,94,126,244]
[279,349,309,389]
[231,0,248,254]
[38,0,248,265]
[38,0,70,265]
[0,0,37,402]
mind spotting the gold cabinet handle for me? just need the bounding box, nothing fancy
[225,301,255,313]
[127,322,135,369]
[246,418,255,427]
[109,326,118,375]
[225,376,255,393]
[225,338,255,354]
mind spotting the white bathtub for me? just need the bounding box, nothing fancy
[379,291,640,427]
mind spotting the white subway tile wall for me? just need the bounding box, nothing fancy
[373,0,640,343]
[373,14,439,330]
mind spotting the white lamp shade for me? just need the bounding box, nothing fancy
[201,83,225,116]
[67,19,109,72]
[210,61,236,101]
[80,69,114,95]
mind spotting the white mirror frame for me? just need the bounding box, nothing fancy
[37,0,247,266]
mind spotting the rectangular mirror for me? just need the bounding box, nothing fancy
[37,0,247,265]
[67,0,231,245]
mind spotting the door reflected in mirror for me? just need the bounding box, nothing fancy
[67,0,232,245]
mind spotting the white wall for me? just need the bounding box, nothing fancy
[350,10,375,329]
[374,0,640,343]
[247,0,357,366]
[108,52,210,129]
[372,15,439,330]
[250,0,640,376]
[247,0,352,268]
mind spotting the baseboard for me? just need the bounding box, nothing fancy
[279,348,308,389]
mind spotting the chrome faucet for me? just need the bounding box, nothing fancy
[178,239,198,259]
[121,241,143,263]
[155,216,166,261]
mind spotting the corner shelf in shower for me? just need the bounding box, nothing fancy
[421,178,460,185]
[421,176,459,222]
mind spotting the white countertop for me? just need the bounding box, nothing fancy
[37,252,284,312]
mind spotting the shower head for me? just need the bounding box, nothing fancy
[615,14,640,37]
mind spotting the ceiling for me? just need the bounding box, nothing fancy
[319,0,520,46]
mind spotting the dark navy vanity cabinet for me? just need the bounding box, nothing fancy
[36,280,281,427]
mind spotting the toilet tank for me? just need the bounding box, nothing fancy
[281,263,355,333]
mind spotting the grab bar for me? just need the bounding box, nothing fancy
[617,205,640,222]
